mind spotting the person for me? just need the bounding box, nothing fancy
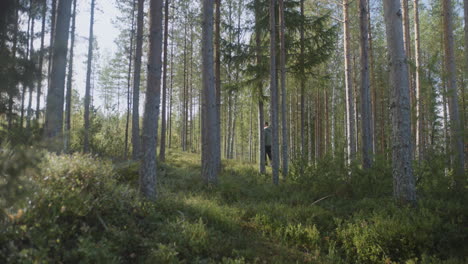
[264,122,272,166]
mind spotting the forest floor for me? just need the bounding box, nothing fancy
[1,149,467,263]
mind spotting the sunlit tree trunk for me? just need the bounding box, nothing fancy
[300,0,307,160]
[413,0,423,161]
[140,0,163,200]
[201,0,219,184]
[124,0,136,160]
[83,0,95,153]
[132,0,144,160]
[359,0,374,168]
[442,0,465,186]
[159,0,170,161]
[269,0,279,185]
[36,0,47,121]
[47,0,57,94]
[254,0,265,173]
[383,0,417,204]
[26,2,35,130]
[64,0,77,152]
[44,0,73,151]
[215,0,222,170]
[367,0,377,154]
[343,0,356,165]
[8,2,19,131]
[279,0,288,176]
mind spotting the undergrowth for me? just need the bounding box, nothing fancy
[1,149,467,263]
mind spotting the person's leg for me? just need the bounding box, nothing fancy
[266,145,272,165]
[264,146,268,165]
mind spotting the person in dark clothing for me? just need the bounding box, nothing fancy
[264,122,272,165]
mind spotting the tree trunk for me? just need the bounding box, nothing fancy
[36,0,47,121]
[413,0,423,161]
[269,0,279,185]
[300,0,306,160]
[83,0,95,153]
[8,2,19,130]
[125,0,136,160]
[201,0,219,184]
[132,0,144,160]
[359,0,374,168]
[343,0,356,165]
[215,0,222,170]
[140,0,163,200]
[168,26,174,149]
[47,0,57,93]
[26,4,35,130]
[442,0,465,186]
[279,0,288,176]
[159,0,170,161]
[383,0,417,204]
[44,0,72,151]
[367,0,377,154]
[254,0,265,174]
[64,0,77,152]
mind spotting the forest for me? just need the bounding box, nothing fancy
[0,0,467,262]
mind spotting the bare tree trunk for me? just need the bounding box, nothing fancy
[36,0,47,121]
[278,0,288,176]
[413,0,423,161]
[125,0,136,160]
[64,0,77,152]
[44,0,72,151]
[402,0,415,150]
[159,0,170,161]
[47,0,57,94]
[168,27,174,149]
[442,0,465,185]
[367,0,377,154]
[201,0,219,184]
[300,0,306,160]
[8,2,19,131]
[383,0,417,204]
[83,0,95,153]
[21,12,32,129]
[26,3,35,130]
[343,0,356,165]
[254,0,265,174]
[132,0,144,160]
[269,0,279,185]
[215,0,222,170]
[359,0,374,168]
[140,0,163,200]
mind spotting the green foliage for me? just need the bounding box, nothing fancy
[1,151,466,263]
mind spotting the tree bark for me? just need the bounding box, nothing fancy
[359,0,374,168]
[343,0,356,165]
[83,0,95,153]
[215,0,222,170]
[36,0,47,121]
[279,0,288,176]
[159,0,170,161]
[8,2,19,131]
[64,0,77,152]
[44,0,72,151]
[132,0,144,160]
[202,0,219,184]
[442,0,465,185]
[413,0,423,161]
[383,0,417,204]
[269,0,279,185]
[125,0,136,160]
[140,0,163,200]
[47,0,57,94]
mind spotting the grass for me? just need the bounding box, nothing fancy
[1,149,467,263]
